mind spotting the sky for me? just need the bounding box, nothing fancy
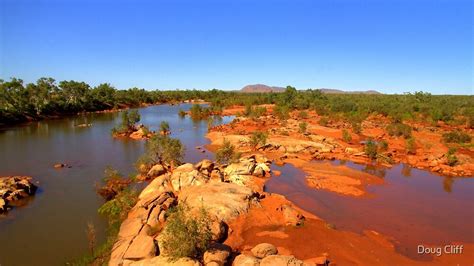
[0,0,472,94]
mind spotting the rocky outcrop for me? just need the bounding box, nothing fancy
[0,176,37,213]
[233,243,329,266]
[110,156,269,265]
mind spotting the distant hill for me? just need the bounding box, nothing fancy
[241,84,285,93]
[240,84,381,94]
[318,88,381,94]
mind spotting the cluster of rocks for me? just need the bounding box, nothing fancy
[129,124,155,140]
[110,156,271,265]
[0,176,37,213]
[234,243,329,266]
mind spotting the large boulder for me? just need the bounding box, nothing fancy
[0,176,37,213]
[251,243,278,259]
[147,164,166,178]
[224,161,256,176]
[260,255,305,266]
[171,163,208,191]
[279,204,305,226]
[138,175,171,200]
[180,182,254,222]
[232,254,260,266]
[203,243,231,266]
[122,235,156,260]
[129,256,201,266]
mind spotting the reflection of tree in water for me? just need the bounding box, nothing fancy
[339,160,347,166]
[362,164,386,178]
[443,177,454,193]
[401,164,412,177]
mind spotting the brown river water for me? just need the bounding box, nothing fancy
[266,161,474,260]
[0,104,473,265]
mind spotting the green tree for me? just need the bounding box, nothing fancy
[141,135,184,167]
[216,139,240,164]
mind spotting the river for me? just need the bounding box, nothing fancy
[0,104,232,266]
[0,104,472,265]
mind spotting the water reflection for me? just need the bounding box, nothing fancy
[266,161,474,260]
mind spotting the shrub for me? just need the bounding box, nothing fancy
[111,110,141,135]
[386,122,412,138]
[364,139,378,159]
[244,105,266,118]
[178,109,186,118]
[298,110,308,119]
[249,131,267,149]
[446,147,458,166]
[351,122,362,134]
[273,105,290,120]
[442,131,472,143]
[160,121,170,133]
[319,117,329,126]
[299,122,308,133]
[406,137,416,154]
[140,135,184,167]
[342,129,352,143]
[98,189,138,225]
[161,204,212,260]
[378,140,388,151]
[216,139,241,164]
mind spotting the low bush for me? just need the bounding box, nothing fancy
[319,117,329,126]
[378,140,389,151]
[216,139,241,164]
[442,131,472,143]
[161,204,212,260]
[364,139,378,159]
[299,122,308,133]
[351,122,362,134]
[298,110,308,119]
[446,147,458,166]
[406,137,416,154]
[249,131,268,149]
[342,129,352,143]
[386,122,412,138]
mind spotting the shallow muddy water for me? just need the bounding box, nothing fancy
[266,161,474,260]
[0,104,232,266]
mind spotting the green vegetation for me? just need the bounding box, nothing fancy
[378,140,389,151]
[446,147,459,166]
[319,117,329,126]
[386,122,412,138]
[137,135,184,170]
[111,110,141,135]
[342,129,352,143]
[364,139,378,159]
[442,131,472,144]
[249,131,268,150]
[406,137,416,154]
[215,139,241,164]
[178,109,186,118]
[2,77,473,128]
[243,104,266,118]
[299,122,308,134]
[160,121,170,134]
[161,204,212,260]
[298,110,308,119]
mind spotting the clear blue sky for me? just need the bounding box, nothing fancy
[1,0,472,94]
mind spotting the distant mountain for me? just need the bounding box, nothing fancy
[318,88,382,94]
[241,84,285,93]
[240,84,381,94]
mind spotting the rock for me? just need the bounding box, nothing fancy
[196,159,214,171]
[210,220,228,242]
[0,176,37,213]
[224,161,256,176]
[254,163,271,177]
[130,256,201,266]
[204,243,231,266]
[232,254,260,266]
[344,147,359,154]
[123,234,156,260]
[251,243,278,258]
[171,163,207,191]
[227,174,253,186]
[0,198,6,212]
[279,204,305,226]
[53,163,67,168]
[309,256,329,266]
[210,170,224,182]
[118,218,144,239]
[147,164,166,177]
[138,175,171,200]
[180,182,254,222]
[260,255,304,266]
